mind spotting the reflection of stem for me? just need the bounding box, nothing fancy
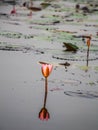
[43,78,48,108]
[86,46,89,67]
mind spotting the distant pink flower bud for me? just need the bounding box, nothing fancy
[10,7,16,14]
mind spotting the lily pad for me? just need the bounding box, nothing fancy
[63,42,79,51]
[41,2,51,8]
[77,65,90,71]
[94,66,98,71]
[0,31,34,39]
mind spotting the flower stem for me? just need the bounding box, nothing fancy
[87,46,89,66]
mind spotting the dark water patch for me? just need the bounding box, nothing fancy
[85,24,98,27]
[2,0,21,5]
[29,21,60,26]
[0,45,21,51]
[3,0,16,5]
[34,49,44,54]
[66,19,74,22]
[64,90,98,99]
[0,45,33,52]
[0,12,9,19]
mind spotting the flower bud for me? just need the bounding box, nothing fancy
[41,64,53,78]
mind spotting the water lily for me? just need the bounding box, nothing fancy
[38,63,52,121]
[39,107,50,121]
[10,6,16,14]
[41,64,53,78]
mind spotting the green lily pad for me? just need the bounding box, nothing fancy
[77,65,90,71]
[0,31,34,39]
[63,42,79,51]
[94,66,98,71]
[41,2,51,9]
[89,82,96,86]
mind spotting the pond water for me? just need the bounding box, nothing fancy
[0,0,98,130]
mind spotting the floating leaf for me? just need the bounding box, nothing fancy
[77,65,90,71]
[89,82,96,86]
[41,2,51,8]
[94,66,98,71]
[63,42,79,51]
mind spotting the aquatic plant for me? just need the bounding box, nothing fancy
[86,35,91,67]
[41,64,53,78]
[38,63,53,121]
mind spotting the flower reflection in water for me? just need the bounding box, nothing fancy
[38,78,50,121]
[39,107,50,121]
[38,62,53,121]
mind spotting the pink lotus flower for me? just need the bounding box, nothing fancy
[41,64,53,78]
[39,107,50,121]
[10,7,16,14]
